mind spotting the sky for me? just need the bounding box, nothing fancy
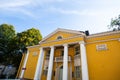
[0,0,120,37]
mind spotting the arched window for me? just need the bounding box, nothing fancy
[57,36,62,40]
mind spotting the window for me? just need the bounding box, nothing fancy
[43,70,48,76]
[43,66,48,76]
[57,36,62,40]
[75,46,80,55]
[60,50,64,56]
[75,66,81,79]
[46,50,50,57]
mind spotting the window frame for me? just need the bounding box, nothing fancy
[46,50,50,57]
[74,66,81,79]
[56,36,63,40]
[75,45,80,55]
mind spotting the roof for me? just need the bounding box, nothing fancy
[87,30,120,38]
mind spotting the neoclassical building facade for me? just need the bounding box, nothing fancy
[16,28,120,80]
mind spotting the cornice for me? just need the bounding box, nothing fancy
[86,30,120,39]
[27,45,40,48]
[86,38,120,44]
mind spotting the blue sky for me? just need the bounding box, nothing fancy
[0,0,120,37]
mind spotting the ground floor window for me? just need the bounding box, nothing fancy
[75,66,81,79]
[43,70,48,76]
[43,66,48,76]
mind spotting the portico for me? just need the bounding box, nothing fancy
[34,41,89,80]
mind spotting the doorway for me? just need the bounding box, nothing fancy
[58,66,63,80]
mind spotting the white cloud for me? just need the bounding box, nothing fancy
[48,7,120,18]
[0,0,65,8]
[0,0,33,8]
[11,8,36,18]
[0,0,37,18]
[0,0,65,18]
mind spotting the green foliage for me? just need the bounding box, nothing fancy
[0,24,15,40]
[16,28,42,52]
[0,24,42,68]
[109,15,120,30]
[0,24,42,78]
[0,24,16,56]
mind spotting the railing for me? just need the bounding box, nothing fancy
[74,54,81,59]
[54,56,71,62]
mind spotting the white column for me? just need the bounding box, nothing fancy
[79,41,89,80]
[34,47,44,80]
[20,50,29,78]
[47,46,55,80]
[63,44,68,80]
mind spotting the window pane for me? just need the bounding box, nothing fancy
[75,46,80,55]
[75,66,81,78]
[57,36,62,40]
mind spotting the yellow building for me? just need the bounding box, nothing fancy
[16,28,120,80]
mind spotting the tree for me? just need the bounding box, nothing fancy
[109,15,120,30]
[0,24,16,63]
[0,24,42,78]
[16,28,42,53]
[0,25,42,64]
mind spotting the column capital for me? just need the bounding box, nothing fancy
[79,41,86,44]
[50,46,54,49]
[63,44,68,46]
[39,47,43,50]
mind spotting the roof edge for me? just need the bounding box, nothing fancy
[87,30,120,38]
[27,45,40,48]
[39,28,85,44]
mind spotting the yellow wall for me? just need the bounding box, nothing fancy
[23,47,40,79]
[86,35,120,80]
[16,53,26,78]
[45,31,78,42]
[86,33,120,43]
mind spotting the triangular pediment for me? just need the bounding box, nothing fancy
[39,28,85,43]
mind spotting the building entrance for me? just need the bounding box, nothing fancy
[58,66,63,80]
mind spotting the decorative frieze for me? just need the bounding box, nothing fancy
[96,44,107,51]
[33,52,38,56]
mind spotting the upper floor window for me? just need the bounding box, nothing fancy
[60,50,64,56]
[46,50,50,57]
[57,36,62,40]
[75,46,80,55]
